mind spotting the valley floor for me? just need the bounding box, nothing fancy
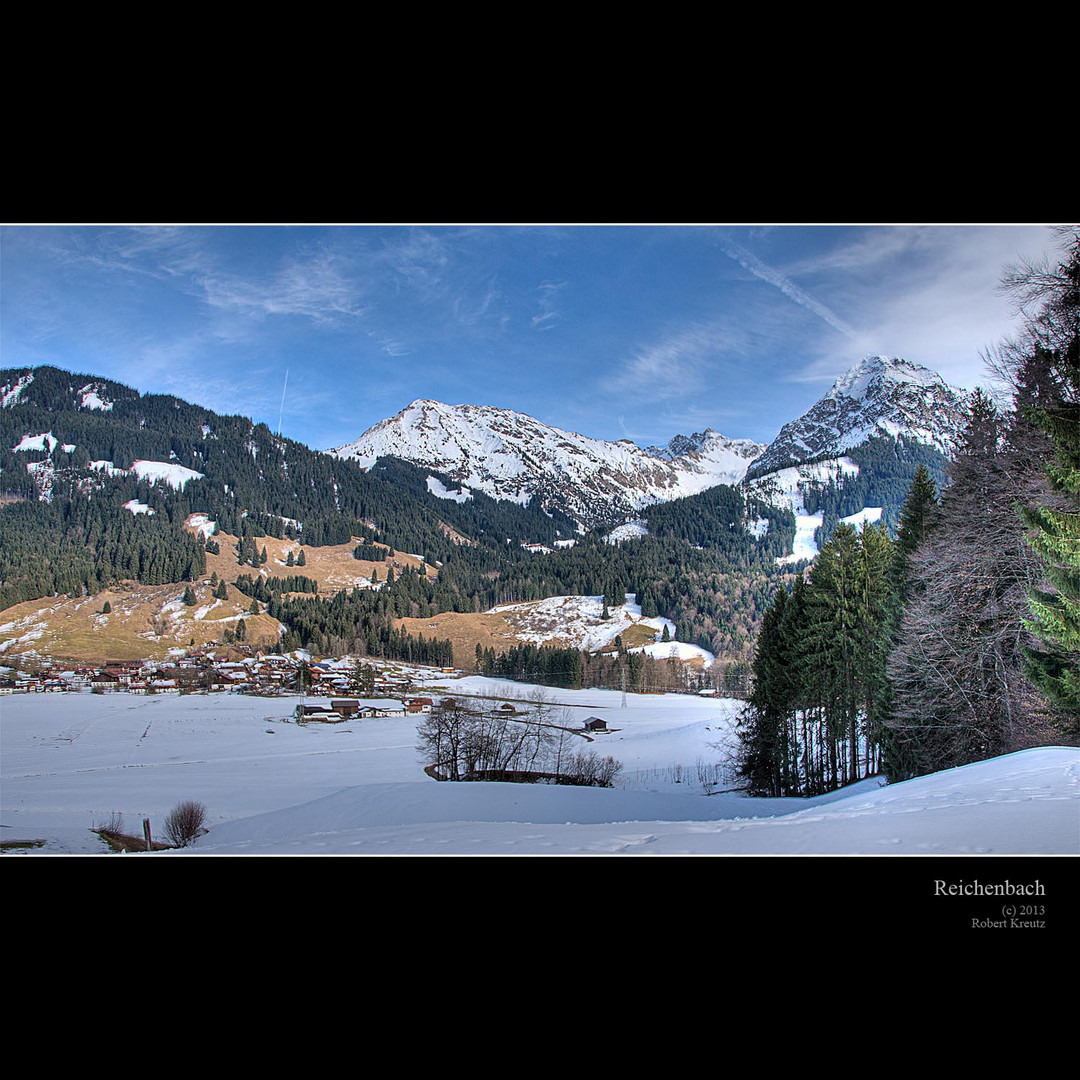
[2,679,1077,856]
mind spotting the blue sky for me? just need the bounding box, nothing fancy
[0,224,1063,451]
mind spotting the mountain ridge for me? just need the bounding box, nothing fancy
[745,354,969,481]
[330,399,766,528]
[0,355,972,670]
[328,355,968,529]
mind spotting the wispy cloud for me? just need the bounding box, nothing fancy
[612,320,751,399]
[784,226,931,276]
[718,234,858,339]
[56,226,197,281]
[781,226,1062,392]
[378,228,451,297]
[197,249,367,324]
[364,327,410,357]
[531,280,566,331]
[55,227,370,327]
[452,274,509,331]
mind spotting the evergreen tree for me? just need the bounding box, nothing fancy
[738,586,800,796]
[1020,359,1080,713]
[348,659,376,697]
[183,585,197,606]
[803,523,864,788]
[895,466,938,565]
[1011,235,1080,715]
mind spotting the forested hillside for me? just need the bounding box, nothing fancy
[1,366,798,670]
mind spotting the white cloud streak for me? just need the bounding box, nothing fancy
[531,280,566,331]
[196,249,367,324]
[612,320,753,399]
[718,235,858,339]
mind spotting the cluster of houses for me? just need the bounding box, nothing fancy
[296,696,434,723]
[0,661,184,695]
[0,649,449,702]
[2,653,624,737]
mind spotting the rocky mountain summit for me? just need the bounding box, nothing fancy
[745,355,969,481]
[330,399,766,529]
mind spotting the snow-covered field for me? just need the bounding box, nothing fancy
[2,681,1077,857]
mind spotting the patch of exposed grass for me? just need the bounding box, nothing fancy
[92,828,172,853]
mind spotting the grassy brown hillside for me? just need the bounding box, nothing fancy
[0,579,282,663]
[395,598,663,669]
[197,524,434,595]
[0,527,437,665]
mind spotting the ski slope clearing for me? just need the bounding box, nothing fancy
[2,684,1076,856]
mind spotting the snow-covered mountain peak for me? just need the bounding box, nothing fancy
[330,400,765,528]
[746,355,969,480]
[649,428,729,459]
[827,354,950,402]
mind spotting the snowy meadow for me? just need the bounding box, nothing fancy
[2,675,1077,858]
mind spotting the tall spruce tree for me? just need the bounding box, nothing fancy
[1020,355,1080,713]
[803,523,863,789]
[1010,236,1080,716]
[738,587,796,796]
[879,469,939,779]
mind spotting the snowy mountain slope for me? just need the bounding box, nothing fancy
[329,358,966,534]
[746,355,969,480]
[330,400,765,528]
[734,356,970,561]
[0,368,137,413]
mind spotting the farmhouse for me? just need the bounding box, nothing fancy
[357,699,407,718]
[296,703,343,723]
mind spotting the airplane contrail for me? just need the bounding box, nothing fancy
[718,235,858,339]
[277,368,289,438]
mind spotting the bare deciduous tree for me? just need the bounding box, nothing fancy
[94,811,125,835]
[886,390,1057,778]
[417,693,621,786]
[163,800,208,847]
